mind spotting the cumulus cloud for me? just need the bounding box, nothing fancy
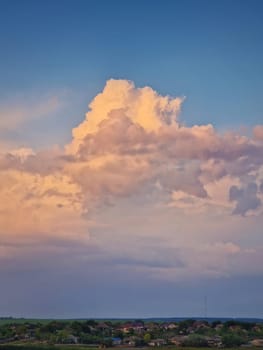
[67,79,183,154]
[64,79,263,215]
[1,80,263,234]
[1,79,263,282]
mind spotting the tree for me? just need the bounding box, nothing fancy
[212,320,222,328]
[101,337,112,347]
[222,334,246,347]
[143,333,151,343]
[71,321,82,336]
[56,329,71,343]
[182,334,208,347]
[112,330,123,339]
[178,319,195,334]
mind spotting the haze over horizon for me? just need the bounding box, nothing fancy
[0,0,263,319]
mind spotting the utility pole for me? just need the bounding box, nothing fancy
[204,296,207,319]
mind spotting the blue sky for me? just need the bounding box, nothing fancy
[0,0,263,318]
[1,0,263,131]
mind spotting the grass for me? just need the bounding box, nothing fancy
[1,346,263,350]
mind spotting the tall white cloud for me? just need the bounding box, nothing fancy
[0,79,263,281]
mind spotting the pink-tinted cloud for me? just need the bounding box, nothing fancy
[253,125,263,141]
[0,79,263,282]
[64,80,263,214]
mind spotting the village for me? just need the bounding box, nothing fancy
[1,318,263,348]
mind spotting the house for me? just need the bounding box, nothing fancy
[132,322,145,333]
[148,339,167,347]
[206,336,223,348]
[63,334,78,344]
[167,323,178,330]
[112,337,122,346]
[215,324,224,331]
[252,326,262,333]
[170,336,185,346]
[251,339,263,347]
[118,323,134,333]
[193,321,209,330]
[160,323,169,330]
[97,323,111,330]
[161,322,178,330]
[123,336,140,347]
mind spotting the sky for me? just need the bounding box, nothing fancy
[0,0,263,318]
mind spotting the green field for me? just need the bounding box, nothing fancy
[1,346,263,350]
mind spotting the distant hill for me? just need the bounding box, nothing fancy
[1,316,263,324]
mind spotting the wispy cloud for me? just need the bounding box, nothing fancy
[0,95,62,132]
